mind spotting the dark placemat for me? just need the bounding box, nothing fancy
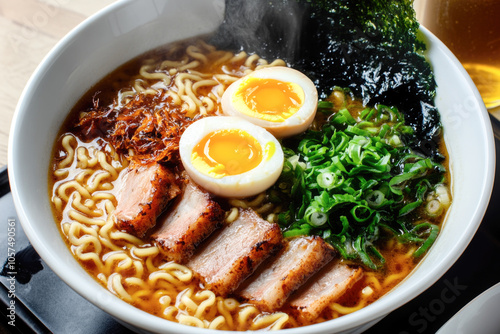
[1,137,499,334]
[0,166,133,334]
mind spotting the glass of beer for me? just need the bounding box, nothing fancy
[415,0,500,120]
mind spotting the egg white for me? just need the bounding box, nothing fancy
[221,67,318,138]
[179,116,284,198]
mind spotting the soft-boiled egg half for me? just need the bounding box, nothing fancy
[179,116,284,198]
[221,67,318,138]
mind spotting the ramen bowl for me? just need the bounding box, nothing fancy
[8,0,495,333]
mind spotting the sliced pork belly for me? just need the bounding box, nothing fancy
[114,162,181,238]
[186,209,282,297]
[288,259,363,323]
[151,179,224,263]
[237,236,335,312]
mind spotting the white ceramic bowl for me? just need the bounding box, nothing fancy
[8,1,496,333]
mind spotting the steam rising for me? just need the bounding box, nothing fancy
[210,0,307,63]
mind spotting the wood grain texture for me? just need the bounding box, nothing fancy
[0,0,116,167]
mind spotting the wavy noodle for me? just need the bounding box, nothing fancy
[178,314,205,328]
[217,298,235,329]
[330,300,367,315]
[237,305,260,327]
[58,134,77,168]
[364,272,383,291]
[68,209,106,226]
[208,315,226,330]
[228,192,281,223]
[69,192,103,217]
[139,63,171,85]
[251,313,289,330]
[109,273,133,302]
[131,246,159,259]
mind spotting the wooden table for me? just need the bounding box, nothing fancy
[0,0,117,168]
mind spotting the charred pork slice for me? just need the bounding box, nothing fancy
[237,236,335,312]
[114,163,180,238]
[151,179,224,263]
[288,259,363,323]
[186,209,282,297]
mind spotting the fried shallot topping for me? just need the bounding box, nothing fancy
[74,90,197,164]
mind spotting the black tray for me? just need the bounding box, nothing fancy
[1,137,499,333]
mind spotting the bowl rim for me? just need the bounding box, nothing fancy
[7,1,496,333]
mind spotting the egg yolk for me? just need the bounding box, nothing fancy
[191,129,263,178]
[235,77,304,122]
